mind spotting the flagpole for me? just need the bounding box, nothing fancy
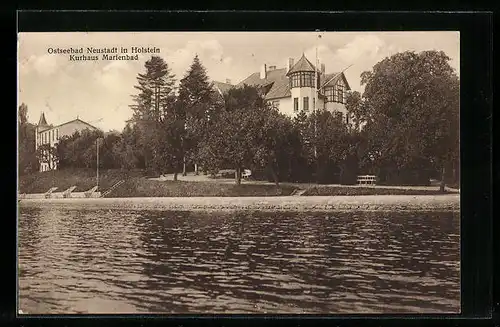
[314,35,319,183]
[314,40,318,159]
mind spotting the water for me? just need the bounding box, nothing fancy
[18,207,460,314]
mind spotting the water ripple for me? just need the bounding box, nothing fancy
[18,208,460,314]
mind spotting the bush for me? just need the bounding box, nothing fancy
[377,168,431,186]
[303,186,450,196]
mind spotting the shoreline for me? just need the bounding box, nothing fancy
[18,195,460,212]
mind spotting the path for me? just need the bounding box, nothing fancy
[149,172,460,193]
[19,194,460,212]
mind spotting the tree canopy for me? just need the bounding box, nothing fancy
[23,50,459,189]
[355,50,459,185]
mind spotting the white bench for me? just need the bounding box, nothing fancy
[357,175,377,185]
[242,169,252,179]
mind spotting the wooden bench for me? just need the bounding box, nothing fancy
[357,175,377,185]
[44,187,58,199]
[84,186,98,198]
[62,186,77,198]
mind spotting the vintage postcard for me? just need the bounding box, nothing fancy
[17,31,460,314]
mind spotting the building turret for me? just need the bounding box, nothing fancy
[37,112,49,130]
[286,54,320,114]
[35,112,50,152]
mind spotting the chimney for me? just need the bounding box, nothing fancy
[225,78,231,84]
[260,64,267,79]
[287,58,294,72]
[321,63,325,75]
[268,65,276,71]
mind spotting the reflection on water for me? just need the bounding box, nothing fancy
[18,208,460,314]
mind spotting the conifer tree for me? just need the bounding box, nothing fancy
[176,55,220,175]
[130,56,176,173]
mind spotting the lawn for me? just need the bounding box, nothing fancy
[18,169,296,197]
[19,169,452,197]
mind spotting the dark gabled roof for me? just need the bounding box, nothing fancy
[212,81,234,95]
[320,72,351,90]
[286,54,316,76]
[237,68,291,100]
[237,66,351,101]
[38,112,48,126]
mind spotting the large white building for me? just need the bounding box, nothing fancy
[35,112,98,172]
[214,54,351,122]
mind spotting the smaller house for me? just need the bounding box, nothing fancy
[35,112,99,172]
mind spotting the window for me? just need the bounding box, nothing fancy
[293,98,299,112]
[56,129,59,140]
[334,83,345,104]
[313,98,315,110]
[290,72,314,88]
[325,87,335,103]
[291,74,300,88]
[303,97,309,111]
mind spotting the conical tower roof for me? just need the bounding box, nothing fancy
[286,53,316,76]
[38,112,48,126]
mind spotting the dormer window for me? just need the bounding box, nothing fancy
[324,83,345,104]
[325,87,334,103]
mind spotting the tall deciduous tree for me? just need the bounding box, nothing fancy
[253,106,301,191]
[197,85,301,190]
[345,90,368,132]
[308,110,350,184]
[360,50,459,188]
[111,124,143,170]
[56,129,105,169]
[18,103,38,175]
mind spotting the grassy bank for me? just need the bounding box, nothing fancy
[18,168,146,194]
[111,179,295,197]
[19,169,452,197]
[302,186,451,196]
[18,169,295,197]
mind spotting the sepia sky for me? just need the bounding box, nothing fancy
[18,31,460,132]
